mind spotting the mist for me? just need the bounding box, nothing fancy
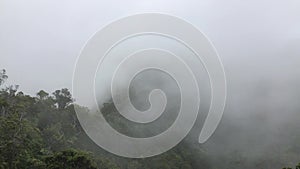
[1,0,300,168]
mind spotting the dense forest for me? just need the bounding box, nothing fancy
[0,69,211,169]
[0,69,299,169]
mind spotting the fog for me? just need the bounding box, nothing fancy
[1,0,299,95]
[1,0,300,168]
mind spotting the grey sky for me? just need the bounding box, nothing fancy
[0,0,299,96]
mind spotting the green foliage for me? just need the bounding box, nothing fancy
[44,149,97,169]
[52,88,73,109]
[2,69,300,169]
[96,157,120,169]
[0,112,43,169]
[36,90,49,100]
[0,70,213,169]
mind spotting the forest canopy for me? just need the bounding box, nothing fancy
[0,69,211,169]
[0,69,299,169]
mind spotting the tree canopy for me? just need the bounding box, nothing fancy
[0,69,211,169]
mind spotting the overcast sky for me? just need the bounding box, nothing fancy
[0,0,299,96]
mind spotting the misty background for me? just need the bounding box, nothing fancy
[1,0,300,168]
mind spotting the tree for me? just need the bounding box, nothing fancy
[0,69,215,169]
[0,112,43,169]
[0,70,120,168]
[52,88,73,109]
[37,90,49,100]
[0,69,8,86]
[44,149,97,169]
